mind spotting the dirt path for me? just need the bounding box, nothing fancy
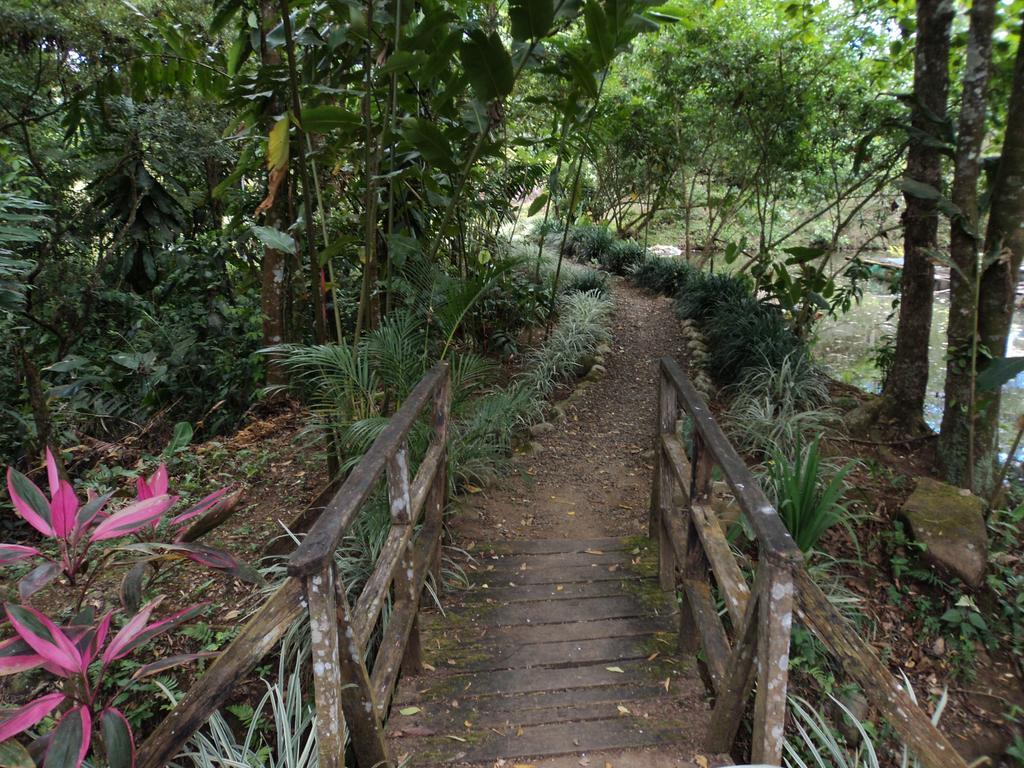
[454,279,691,542]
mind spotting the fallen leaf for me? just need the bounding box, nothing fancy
[445,735,467,742]
[584,549,604,555]
[422,662,436,671]
[616,705,630,715]
[694,756,709,768]
[664,677,671,692]
[556,585,564,592]
[465,484,482,493]
[464,720,472,728]
[399,706,421,716]
[516,726,524,736]
[647,652,660,661]
[606,666,625,673]
[567,510,576,516]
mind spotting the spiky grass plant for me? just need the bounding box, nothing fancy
[675,271,753,324]
[765,437,854,554]
[567,224,616,263]
[598,239,647,276]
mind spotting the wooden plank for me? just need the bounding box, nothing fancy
[752,563,794,765]
[433,634,674,673]
[463,595,658,628]
[371,518,439,715]
[289,362,448,577]
[681,579,730,692]
[420,615,672,647]
[333,578,390,768]
[395,679,686,714]
[410,715,686,763]
[409,442,444,522]
[691,503,749,626]
[794,568,970,768]
[659,357,801,561]
[137,577,305,768]
[650,370,678,537]
[414,658,677,700]
[467,562,650,585]
[477,549,636,568]
[661,433,693,497]
[353,524,413,649]
[706,568,763,753]
[455,578,655,605]
[306,566,347,768]
[487,538,630,555]
[393,699,676,731]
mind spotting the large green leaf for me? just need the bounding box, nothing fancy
[509,0,556,40]
[400,118,456,171]
[298,105,360,134]
[584,1,614,68]
[977,357,1024,392]
[460,30,514,102]
[250,225,297,254]
[565,50,598,98]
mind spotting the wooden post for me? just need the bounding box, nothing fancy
[706,566,764,754]
[306,564,347,768]
[678,432,712,653]
[387,440,421,675]
[751,559,794,766]
[428,368,450,588]
[333,576,391,768]
[650,369,676,537]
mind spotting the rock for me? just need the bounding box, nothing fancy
[585,364,607,381]
[928,635,946,658]
[550,404,567,423]
[595,342,612,356]
[900,476,988,588]
[648,244,683,259]
[833,689,869,745]
[520,441,544,456]
[528,421,555,438]
[592,355,605,366]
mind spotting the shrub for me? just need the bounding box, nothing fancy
[765,437,853,553]
[704,296,804,384]
[632,257,696,296]
[567,224,616,263]
[675,271,753,324]
[599,239,647,276]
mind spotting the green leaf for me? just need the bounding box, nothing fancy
[250,225,297,254]
[584,1,614,68]
[897,178,941,201]
[509,0,556,40]
[44,707,87,768]
[782,246,826,265]
[0,740,34,768]
[400,117,455,171]
[977,357,1024,392]
[298,105,360,134]
[100,710,134,768]
[565,50,598,98]
[461,30,514,102]
[379,50,429,76]
[399,706,421,715]
[527,192,549,216]
[167,422,194,453]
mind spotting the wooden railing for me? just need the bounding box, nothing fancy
[138,362,451,768]
[651,357,968,768]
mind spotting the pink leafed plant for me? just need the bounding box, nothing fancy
[0,598,210,768]
[2,450,256,605]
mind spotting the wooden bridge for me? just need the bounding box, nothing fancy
[136,359,970,768]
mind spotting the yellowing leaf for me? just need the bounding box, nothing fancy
[445,735,467,742]
[584,549,603,555]
[399,706,421,716]
[616,705,630,715]
[605,666,624,673]
[267,116,289,171]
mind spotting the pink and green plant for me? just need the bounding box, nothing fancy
[0,597,210,768]
[2,450,255,606]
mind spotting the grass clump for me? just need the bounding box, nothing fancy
[598,239,647,276]
[567,224,616,262]
[632,257,696,296]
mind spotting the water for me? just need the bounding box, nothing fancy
[813,283,1024,453]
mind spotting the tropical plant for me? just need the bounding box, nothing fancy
[598,239,647,276]
[765,438,854,553]
[0,597,208,768]
[631,257,695,296]
[2,450,253,605]
[567,224,617,263]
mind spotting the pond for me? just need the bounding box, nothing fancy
[813,281,1024,456]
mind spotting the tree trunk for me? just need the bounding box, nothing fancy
[974,26,1024,492]
[876,0,954,433]
[937,0,997,490]
[260,0,291,385]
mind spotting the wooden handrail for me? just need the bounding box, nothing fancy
[651,357,968,768]
[289,362,450,577]
[138,362,451,768]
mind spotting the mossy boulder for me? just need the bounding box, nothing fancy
[900,477,988,588]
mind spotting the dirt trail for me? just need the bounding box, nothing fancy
[454,279,691,542]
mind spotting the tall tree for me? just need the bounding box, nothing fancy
[937,0,997,489]
[967,23,1024,492]
[875,0,954,433]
